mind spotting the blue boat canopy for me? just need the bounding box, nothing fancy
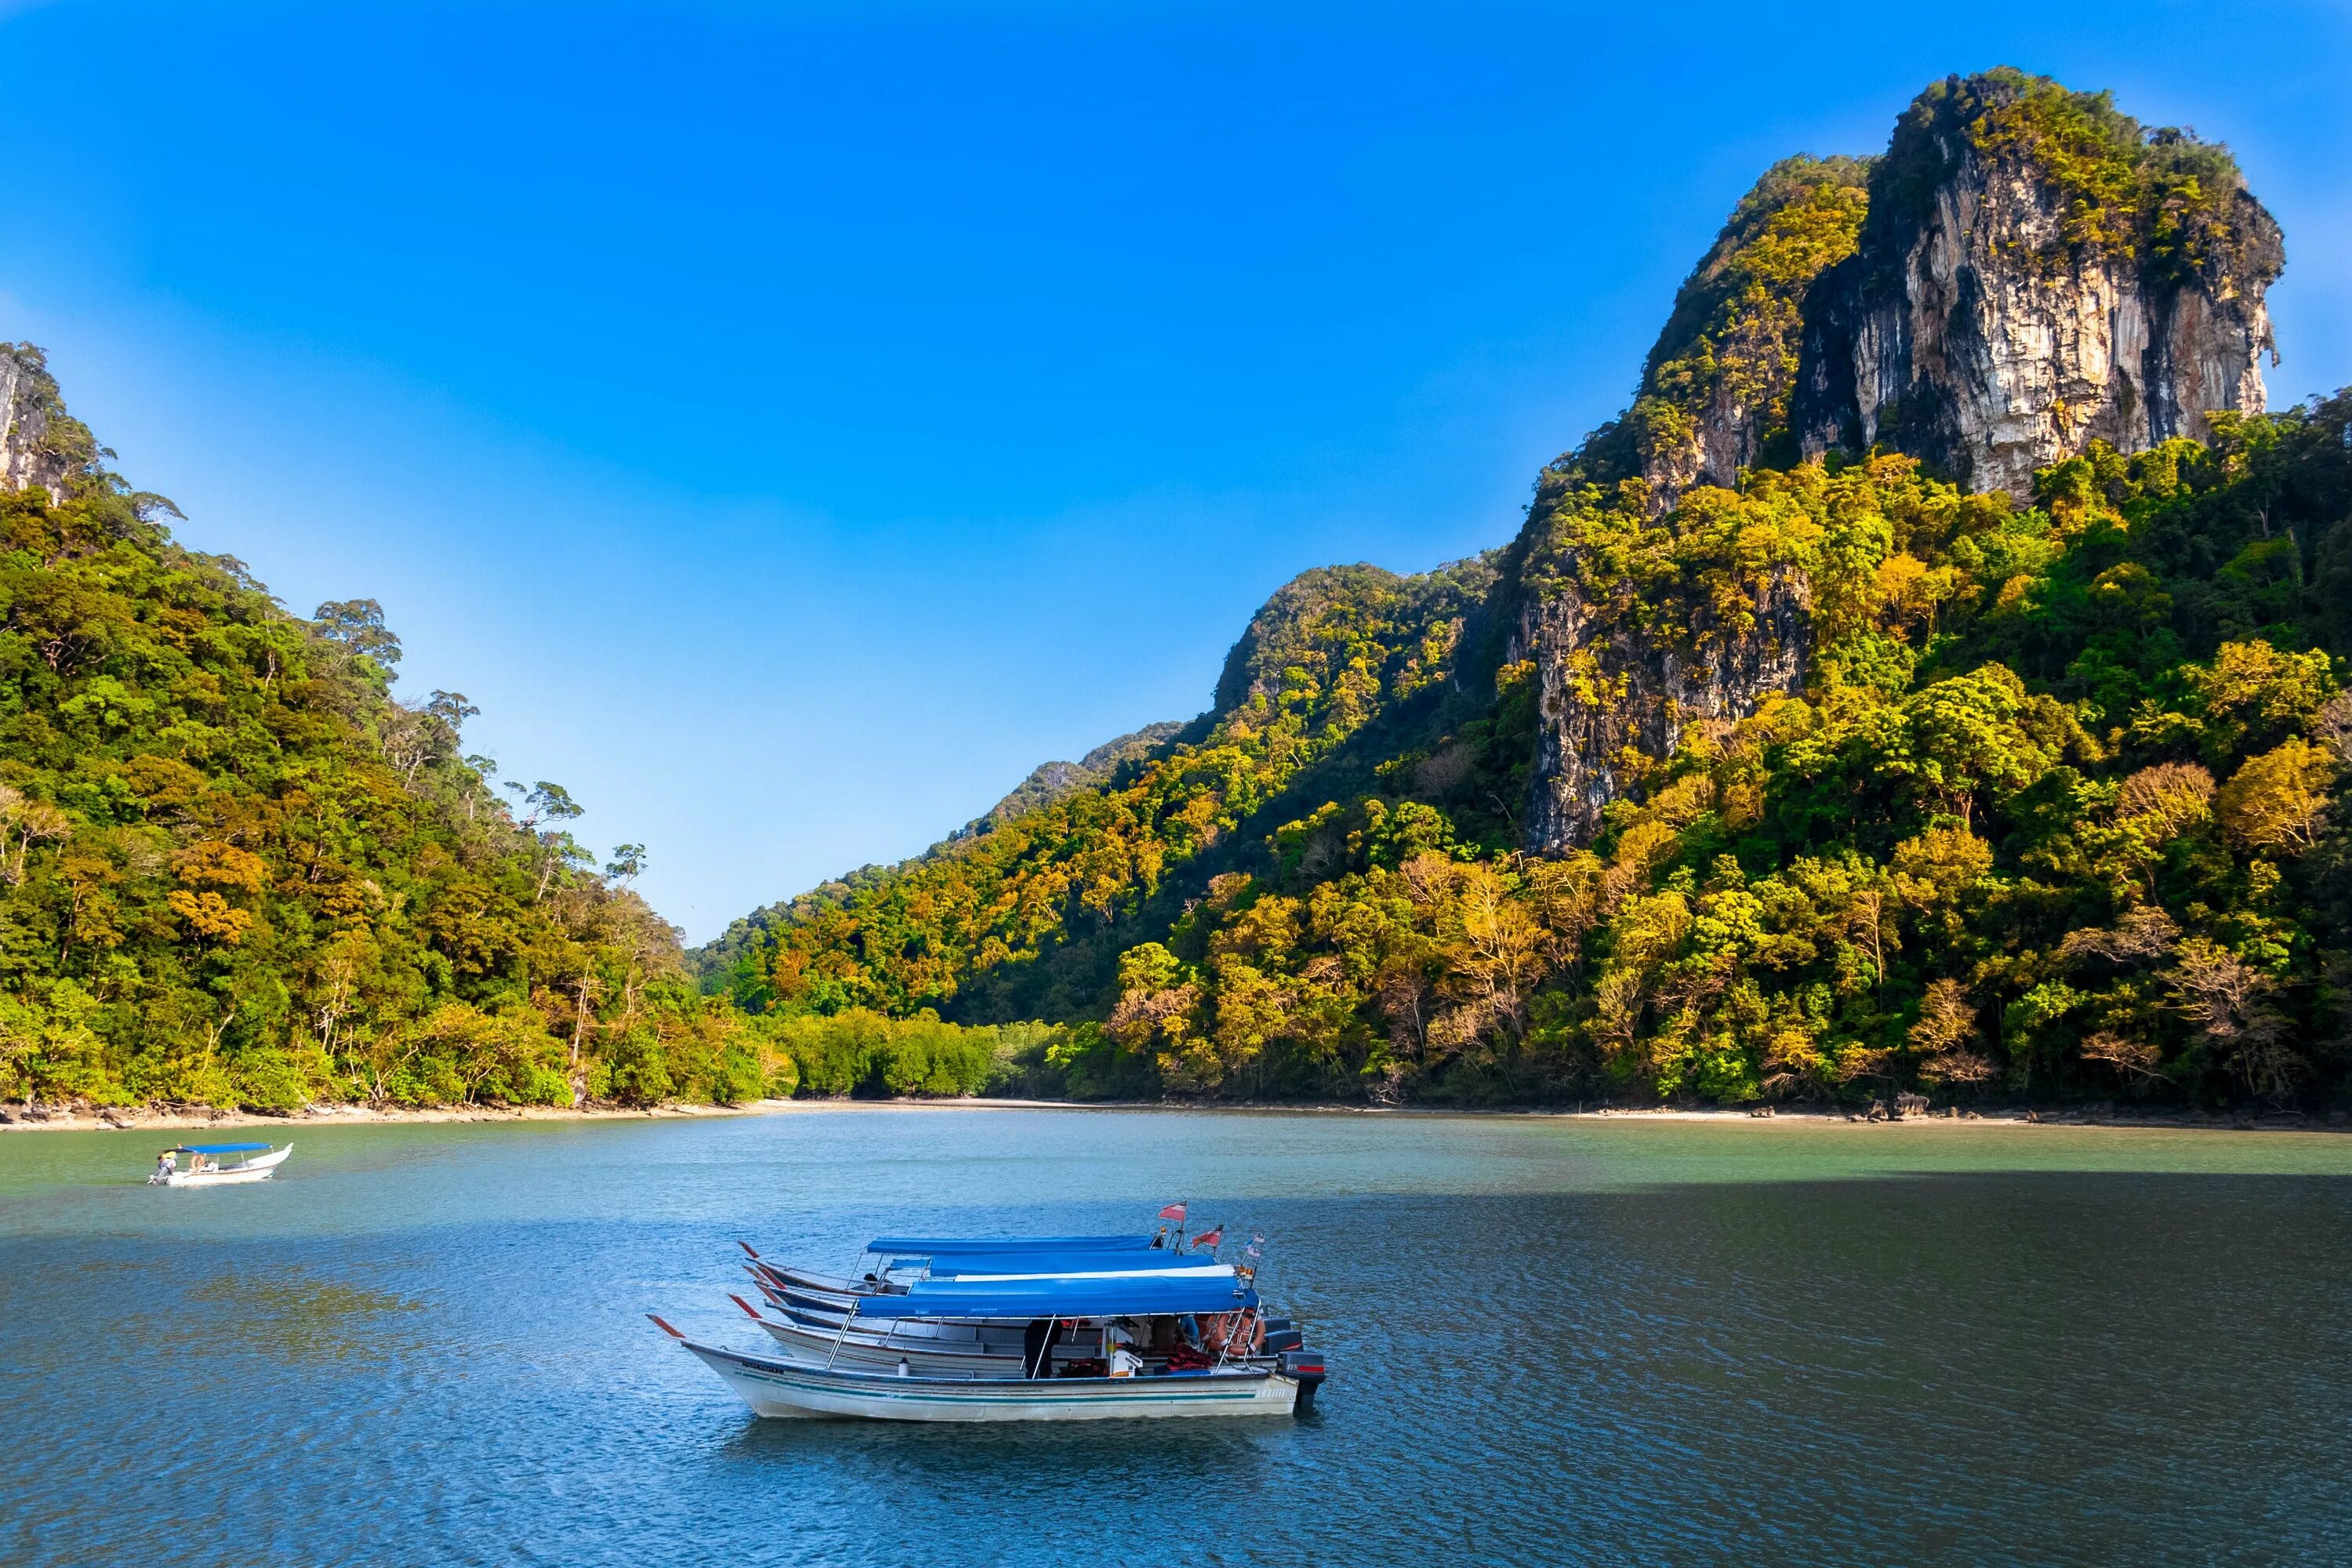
[167,1142,272,1153]
[867,1234,1158,1256]
[848,1272,1256,1322]
[918,1250,1224,1279]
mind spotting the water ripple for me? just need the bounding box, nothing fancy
[2,1116,2349,1566]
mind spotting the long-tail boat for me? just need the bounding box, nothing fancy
[655,1272,1326,1422]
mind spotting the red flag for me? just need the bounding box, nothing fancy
[1192,1226,1223,1250]
[1159,1203,1188,1221]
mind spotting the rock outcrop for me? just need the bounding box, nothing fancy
[1607,156,1873,507]
[970,720,1185,833]
[1517,562,1809,852]
[0,345,98,502]
[1794,71,2282,499]
[1516,69,2285,851]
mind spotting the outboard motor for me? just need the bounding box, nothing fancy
[1278,1348,1327,1410]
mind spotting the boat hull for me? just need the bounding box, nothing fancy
[753,1316,1011,1373]
[684,1341,1299,1422]
[158,1167,277,1186]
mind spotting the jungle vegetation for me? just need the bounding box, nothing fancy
[695,71,2350,1111]
[704,401,2352,1109]
[0,347,773,1112]
[11,69,2347,1115]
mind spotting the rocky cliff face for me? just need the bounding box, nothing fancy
[0,345,96,502]
[1508,156,1864,852]
[1516,70,2285,852]
[1517,563,1808,851]
[1794,72,2282,499]
[1609,156,1873,507]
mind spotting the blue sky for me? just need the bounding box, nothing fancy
[2,1,2346,942]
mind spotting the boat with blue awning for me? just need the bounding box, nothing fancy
[737,1216,1212,1306]
[147,1142,292,1188]
[733,1253,1266,1373]
[656,1266,1325,1422]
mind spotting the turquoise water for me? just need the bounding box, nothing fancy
[5,1109,2351,1566]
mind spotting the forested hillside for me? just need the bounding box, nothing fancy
[11,68,2347,1116]
[0,346,772,1111]
[702,71,2352,1110]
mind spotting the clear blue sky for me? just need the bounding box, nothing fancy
[2,1,2346,942]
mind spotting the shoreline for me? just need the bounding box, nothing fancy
[3,1097,2344,1136]
[0,1100,782,1135]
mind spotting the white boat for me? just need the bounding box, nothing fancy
[147,1142,292,1187]
[661,1331,1309,1423]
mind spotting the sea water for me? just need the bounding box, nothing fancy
[4,1109,2350,1566]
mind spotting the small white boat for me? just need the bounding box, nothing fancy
[147,1142,292,1187]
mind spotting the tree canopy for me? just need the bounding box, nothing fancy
[704,396,2352,1111]
[0,368,774,1112]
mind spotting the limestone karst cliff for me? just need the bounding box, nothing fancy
[1794,71,2282,500]
[1516,557,1810,853]
[698,67,2352,1112]
[1515,70,2286,855]
[1588,155,1873,508]
[0,344,100,503]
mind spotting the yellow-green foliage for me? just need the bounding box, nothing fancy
[731,394,2352,1109]
[1630,156,1873,477]
[0,354,775,1112]
[1105,400,2352,1106]
[717,560,1500,1020]
[1899,68,2258,283]
[758,1009,1080,1099]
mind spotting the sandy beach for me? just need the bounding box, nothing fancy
[5,1097,2343,1135]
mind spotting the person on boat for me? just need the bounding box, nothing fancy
[155,1150,176,1181]
[1200,1309,1262,1356]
